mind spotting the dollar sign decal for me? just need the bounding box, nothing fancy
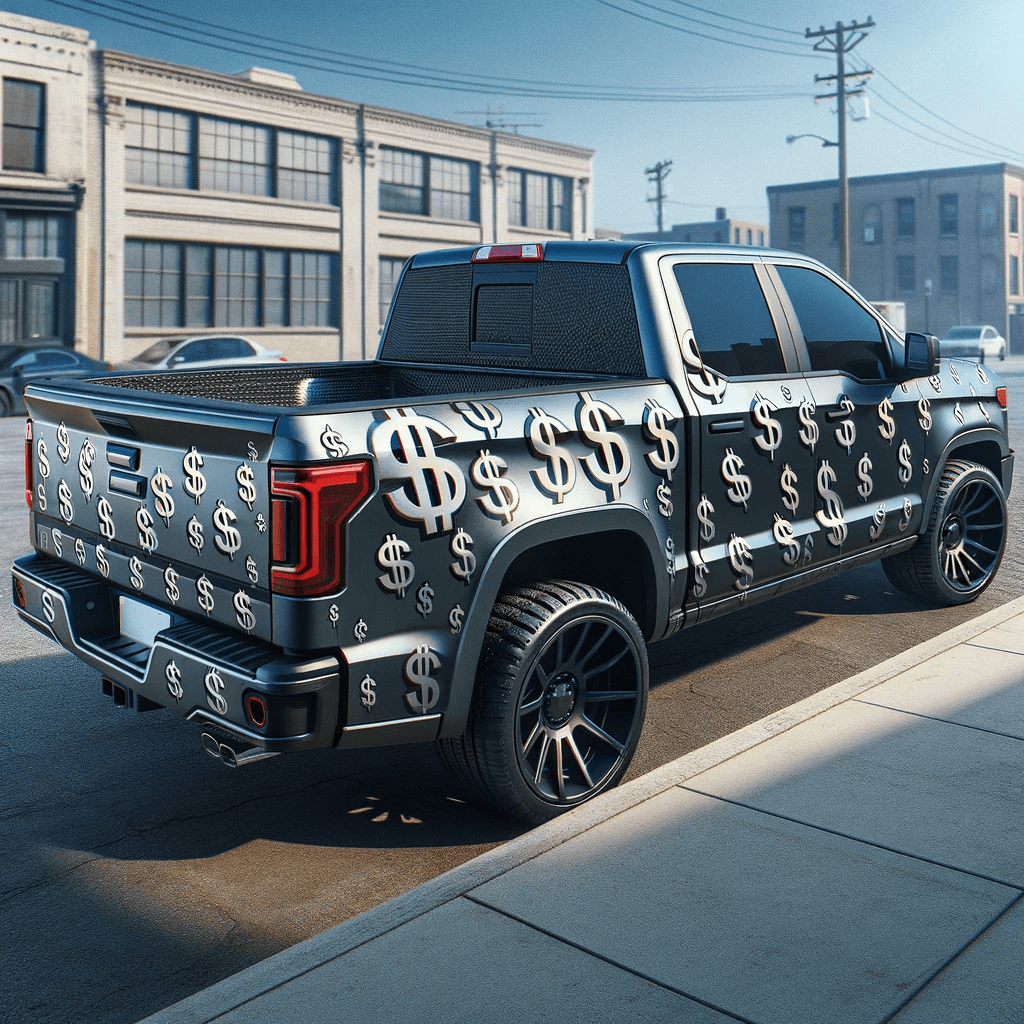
[976,364,989,385]
[877,397,896,445]
[136,504,158,553]
[954,402,965,426]
[96,496,116,542]
[449,604,465,634]
[205,666,228,716]
[949,362,961,386]
[360,675,377,711]
[51,528,63,557]
[233,590,256,633]
[416,582,434,618]
[320,424,349,459]
[449,528,476,585]
[869,504,886,542]
[164,565,180,604]
[696,494,715,542]
[78,438,96,502]
[801,533,815,567]
[779,464,800,514]
[472,450,520,525]
[692,557,709,600]
[130,556,145,591]
[900,496,913,532]
[353,618,367,642]
[325,604,339,629]
[74,537,87,566]
[245,555,258,585]
[751,398,783,462]
[196,575,215,615]
[236,463,257,511]
[213,501,241,559]
[526,407,577,503]
[798,398,819,454]
[37,437,51,481]
[187,515,205,554]
[247,440,259,461]
[656,481,674,518]
[454,400,503,440]
[666,536,677,582]
[35,482,47,512]
[834,395,857,455]
[923,458,930,476]
[721,449,752,512]
[815,461,848,547]
[917,398,932,433]
[377,533,415,598]
[643,400,680,479]
[182,447,207,504]
[57,479,74,524]
[680,332,728,404]
[56,421,70,464]
[404,645,441,714]
[96,544,110,579]
[728,534,754,592]
[857,453,874,500]
[898,439,913,487]
[255,513,267,534]
[151,468,175,527]
[41,591,55,624]
[577,392,632,500]
[371,407,466,536]
[772,513,801,566]
[166,661,184,703]
[929,375,942,395]
[977,397,991,423]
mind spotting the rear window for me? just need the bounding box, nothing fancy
[380,262,646,377]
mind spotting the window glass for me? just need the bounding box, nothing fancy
[862,204,882,243]
[379,256,405,328]
[379,148,426,215]
[125,103,192,188]
[787,207,805,246]
[939,194,959,236]
[429,155,477,221]
[896,198,915,237]
[1010,195,1020,235]
[507,169,572,232]
[3,79,44,172]
[673,263,785,377]
[277,130,335,204]
[775,264,887,380]
[198,117,271,196]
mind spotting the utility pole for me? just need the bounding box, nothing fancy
[645,159,672,234]
[805,18,873,280]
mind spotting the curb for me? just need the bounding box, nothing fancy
[140,592,1024,1023]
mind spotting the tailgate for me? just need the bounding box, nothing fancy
[25,385,278,643]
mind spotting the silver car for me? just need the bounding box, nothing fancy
[938,325,1007,362]
[120,334,286,371]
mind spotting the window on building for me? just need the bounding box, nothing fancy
[3,213,65,258]
[1009,195,1019,235]
[787,206,805,247]
[198,116,271,196]
[1011,255,1020,296]
[125,103,193,188]
[734,227,740,243]
[379,147,478,222]
[125,240,337,328]
[980,195,999,235]
[507,169,572,232]
[897,255,915,293]
[379,256,405,328]
[757,230,765,246]
[939,194,959,236]
[863,204,882,244]
[746,229,753,245]
[2,79,45,172]
[276,130,335,204]
[896,198,915,237]
[940,254,959,293]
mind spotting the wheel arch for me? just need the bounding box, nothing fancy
[929,429,1009,508]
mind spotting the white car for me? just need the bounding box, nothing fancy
[121,334,286,371]
[938,325,1007,362]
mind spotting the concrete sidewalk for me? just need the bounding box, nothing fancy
[141,597,1024,1024]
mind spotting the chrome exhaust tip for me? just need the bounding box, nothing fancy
[200,730,278,768]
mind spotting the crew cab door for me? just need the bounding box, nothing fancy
[662,257,814,621]
[766,261,929,558]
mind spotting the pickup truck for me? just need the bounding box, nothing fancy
[11,241,1013,823]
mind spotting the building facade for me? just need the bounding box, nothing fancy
[767,164,1024,348]
[625,207,767,248]
[1,12,593,363]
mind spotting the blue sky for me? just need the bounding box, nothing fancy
[10,0,1023,232]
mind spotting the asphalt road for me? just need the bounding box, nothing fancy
[2,361,1022,1024]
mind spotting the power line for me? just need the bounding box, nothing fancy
[657,0,804,38]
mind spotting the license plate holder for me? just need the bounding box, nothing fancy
[118,595,172,647]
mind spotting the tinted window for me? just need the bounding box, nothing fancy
[210,337,255,359]
[673,263,785,377]
[775,265,887,380]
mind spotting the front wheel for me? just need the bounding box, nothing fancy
[882,459,1006,605]
[439,580,648,824]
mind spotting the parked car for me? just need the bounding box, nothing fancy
[938,325,1007,362]
[0,346,112,416]
[120,335,286,371]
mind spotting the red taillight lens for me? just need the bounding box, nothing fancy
[996,386,1007,409]
[24,419,33,510]
[270,461,372,597]
[472,243,544,262]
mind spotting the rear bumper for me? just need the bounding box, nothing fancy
[11,553,340,752]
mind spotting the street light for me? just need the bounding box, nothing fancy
[787,132,848,278]
[785,134,838,148]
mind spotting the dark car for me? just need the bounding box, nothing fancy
[0,346,112,416]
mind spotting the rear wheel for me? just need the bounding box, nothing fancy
[439,580,648,824]
[882,460,1006,605]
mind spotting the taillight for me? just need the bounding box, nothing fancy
[270,461,372,597]
[24,419,33,510]
[472,243,544,262]
[996,386,1007,409]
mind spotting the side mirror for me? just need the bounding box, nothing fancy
[904,332,939,376]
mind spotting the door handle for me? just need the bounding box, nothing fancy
[708,418,745,433]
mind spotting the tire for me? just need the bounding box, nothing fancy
[882,459,1006,605]
[439,580,648,824]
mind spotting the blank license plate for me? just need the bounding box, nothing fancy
[118,595,172,646]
